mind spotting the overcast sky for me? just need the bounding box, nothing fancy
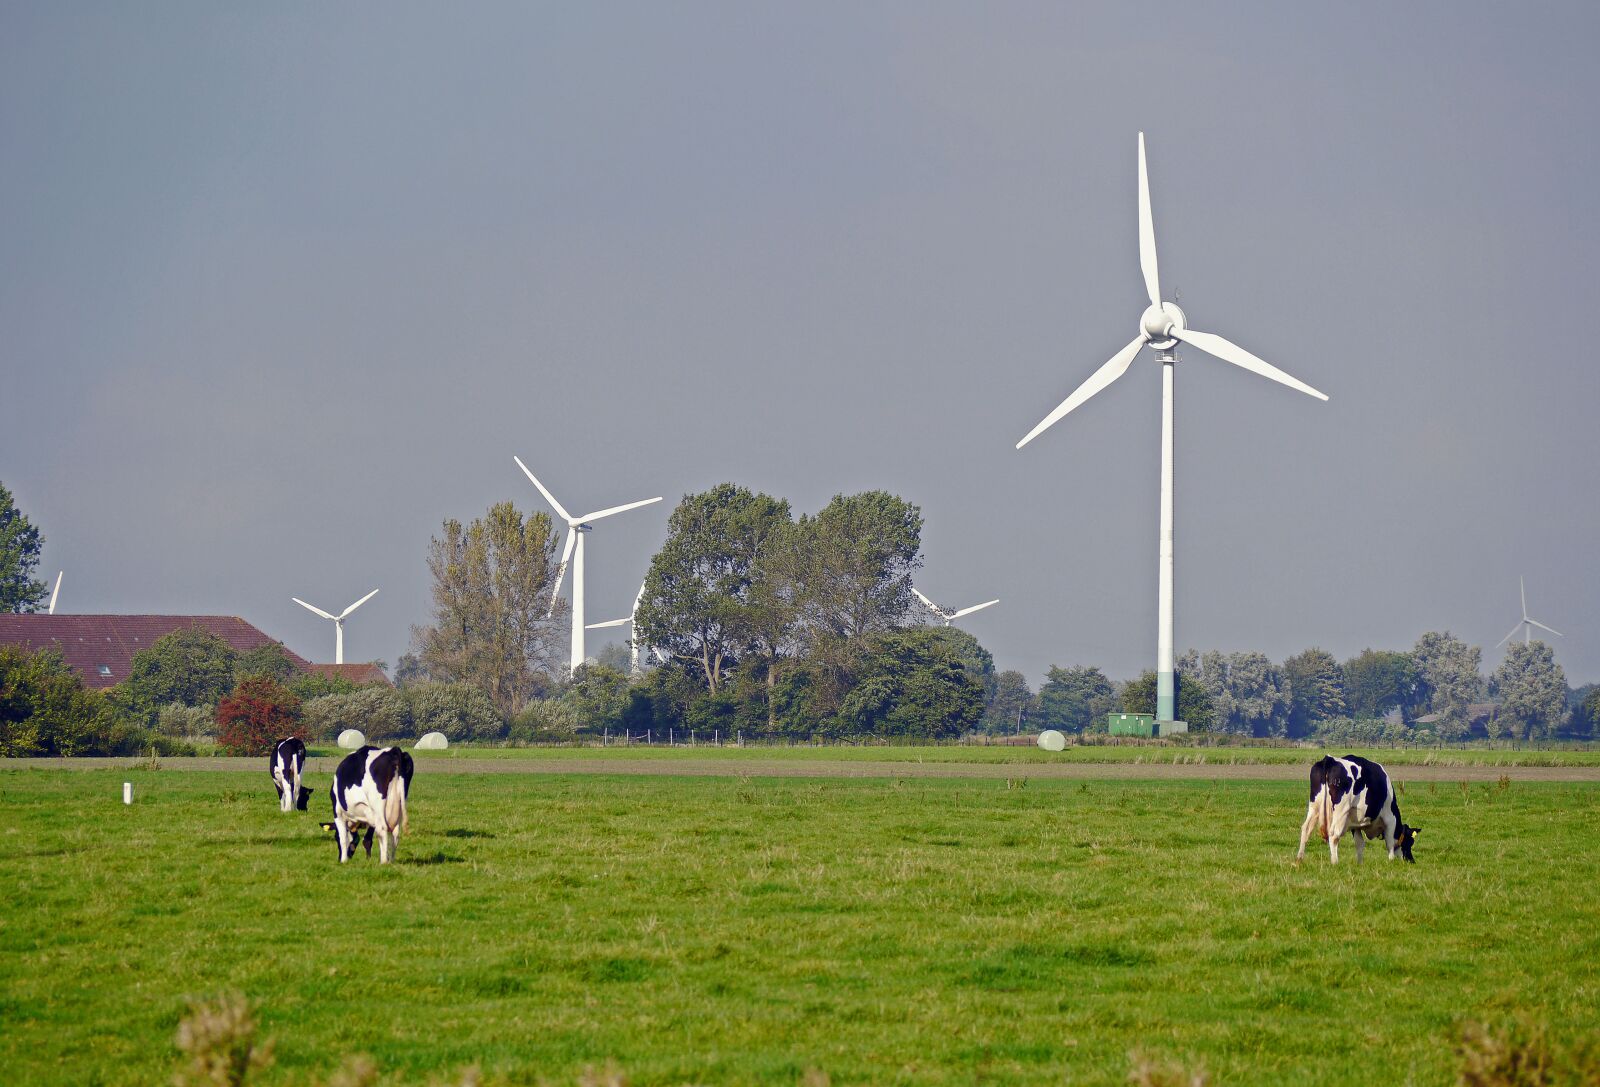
[3,2,1597,689]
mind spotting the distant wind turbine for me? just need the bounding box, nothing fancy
[514,456,662,675]
[1496,576,1563,648]
[292,589,379,665]
[912,587,999,627]
[47,571,62,614]
[587,580,647,675]
[1016,132,1328,723]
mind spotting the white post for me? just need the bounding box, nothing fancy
[122,782,132,805]
[570,529,587,675]
[1156,355,1176,722]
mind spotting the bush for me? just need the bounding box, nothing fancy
[287,671,361,702]
[215,677,302,757]
[300,687,410,743]
[1,645,137,756]
[1307,716,1413,746]
[158,702,216,739]
[119,630,239,723]
[508,698,579,743]
[406,683,505,742]
[234,643,299,684]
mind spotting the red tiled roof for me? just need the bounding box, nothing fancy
[0,615,311,689]
[305,663,392,688]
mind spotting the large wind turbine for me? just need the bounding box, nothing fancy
[912,587,999,628]
[1496,576,1563,648]
[1016,132,1328,723]
[292,589,379,665]
[514,457,662,675]
[587,580,647,675]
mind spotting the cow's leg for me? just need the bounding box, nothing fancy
[1382,811,1399,859]
[361,827,374,858]
[1297,802,1319,860]
[377,825,392,864]
[1353,829,1366,864]
[335,815,352,863]
[1327,804,1349,864]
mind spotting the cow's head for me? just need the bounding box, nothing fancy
[1397,823,1421,863]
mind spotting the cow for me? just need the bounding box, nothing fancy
[329,746,414,864]
[270,737,309,812]
[1296,754,1420,864]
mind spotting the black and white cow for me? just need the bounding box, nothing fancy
[329,746,414,864]
[1296,754,1420,864]
[269,737,309,812]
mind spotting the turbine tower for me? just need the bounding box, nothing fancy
[47,571,62,614]
[514,456,662,675]
[1496,576,1563,648]
[1016,132,1328,723]
[292,589,379,665]
[587,580,647,675]
[912,587,999,628]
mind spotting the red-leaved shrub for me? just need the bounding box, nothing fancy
[215,677,303,756]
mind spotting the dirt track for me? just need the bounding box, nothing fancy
[7,756,1599,783]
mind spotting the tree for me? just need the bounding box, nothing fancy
[794,492,922,640]
[1341,649,1418,721]
[833,627,985,739]
[560,664,632,734]
[1412,631,1486,739]
[1171,650,1285,736]
[983,670,1035,734]
[1283,648,1346,737]
[411,502,564,718]
[1491,642,1568,740]
[635,485,793,694]
[215,677,302,756]
[118,630,240,721]
[1036,666,1116,734]
[234,643,299,684]
[1121,668,1215,731]
[1579,687,1600,740]
[302,687,410,742]
[0,482,48,613]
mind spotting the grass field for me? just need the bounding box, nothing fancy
[2,766,1598,1085]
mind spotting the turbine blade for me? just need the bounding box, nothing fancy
[1138,132,1161,306]
[586,617,631,629]
[48,571,61,614]
[338,588,380,619]
[1170,328,1329,401]
[576,496,663,523]
[1495,623,1524,648]
[513,456,574,522]
[549,531,576,615]
[1016,336,1146,449]
[950,599,1000,619]
[1520,575,1527,619]
[1527,619,1564,638]
[293,598,338,621]
[911,587,940,611]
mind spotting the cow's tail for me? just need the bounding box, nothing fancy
[1319,786,1332,843]
[386,772,408,837]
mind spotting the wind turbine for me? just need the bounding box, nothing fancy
[47,571,62,614]
[1496,576,1563,648]
[912,587,999,628]
[1016,132,1328,723]
[587,580,647,675]
[514,456,662,675]
[292,589,379,665]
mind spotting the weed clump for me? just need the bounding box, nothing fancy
[172,993,273,1087]
[1127,1051,1208,1087]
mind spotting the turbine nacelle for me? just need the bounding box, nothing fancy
[1140,301,1186,351]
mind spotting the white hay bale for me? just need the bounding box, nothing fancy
[1036,729,1066,753]
[336,728,366,750]
[414,731,448,751]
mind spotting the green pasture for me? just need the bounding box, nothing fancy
[2,768,1597,1085]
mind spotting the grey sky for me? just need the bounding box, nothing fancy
[4,2,1597,688]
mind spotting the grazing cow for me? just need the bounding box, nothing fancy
[1296,754,1420,864]
[329,746,413,863]
[270,737,309,812]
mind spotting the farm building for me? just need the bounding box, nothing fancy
[0,614,389,689]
